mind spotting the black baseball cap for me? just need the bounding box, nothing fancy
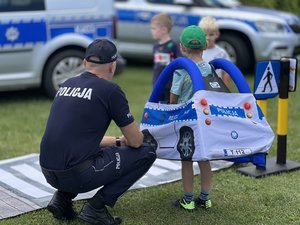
[85,39,118,64]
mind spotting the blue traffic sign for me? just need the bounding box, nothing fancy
[254,60,280,99]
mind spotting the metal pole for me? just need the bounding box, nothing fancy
[276,60,290,164]
[257,99,268,118]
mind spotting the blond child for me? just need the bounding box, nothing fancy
[150,13,181,102]
[170,25,212,211]
[199,16,231,88]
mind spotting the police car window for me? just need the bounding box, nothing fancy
[146,0,201,5]
[0,0,45,12]
[192,0,240,7]
[147,0,173,4]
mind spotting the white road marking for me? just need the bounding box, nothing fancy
[0,169,52,198]
[11,164,54,190]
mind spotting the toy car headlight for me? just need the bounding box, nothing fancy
[255,20,286,33]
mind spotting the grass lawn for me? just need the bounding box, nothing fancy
[0,64,299,225]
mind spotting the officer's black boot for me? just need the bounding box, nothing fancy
[78,202,122,225]
[47,191,77,220]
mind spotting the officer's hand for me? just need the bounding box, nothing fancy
[120,135,127,146]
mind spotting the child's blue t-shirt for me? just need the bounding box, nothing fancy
[171,60,212,103]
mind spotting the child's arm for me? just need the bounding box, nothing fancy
[170,92,179,104]
[222,71,231,89]
[170,70,183,104]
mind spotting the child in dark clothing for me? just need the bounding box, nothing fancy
[150,12,181,102]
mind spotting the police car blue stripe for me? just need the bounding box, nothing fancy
[0,18,113,48]
[116,9,136,22]
[117,9,260,31]
[141,102,197,126]
[0,20,47,46]
[49,18,113,40]
[48,18,112,25]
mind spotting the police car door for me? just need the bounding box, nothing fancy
[0,0,46,85]
[115,0,201,56]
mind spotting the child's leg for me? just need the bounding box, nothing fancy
[196,161,212,209]
[181,161,194,194]
[172,161,195,211]
[198,161,212,194]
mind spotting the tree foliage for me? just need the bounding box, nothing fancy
[239,0,300,15]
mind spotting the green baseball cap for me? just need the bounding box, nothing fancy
[180,25,206,49]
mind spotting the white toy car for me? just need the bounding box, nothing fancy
[140,57,274,168]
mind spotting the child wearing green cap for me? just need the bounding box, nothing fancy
[170,25,212,211]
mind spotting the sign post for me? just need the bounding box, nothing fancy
[238,58,300,178]
[256,99,267,118]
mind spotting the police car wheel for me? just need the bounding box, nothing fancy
[115,53,126,75]
[177,126,195,160]
[43,49,85,98]
[142,129,158,150]
[217,33,253,73]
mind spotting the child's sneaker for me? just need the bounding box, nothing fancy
[195,198,212,209]
[172,197,195,211]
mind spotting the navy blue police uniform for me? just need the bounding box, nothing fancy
[40,70,156,208]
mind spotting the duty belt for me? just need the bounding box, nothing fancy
[41,159,94,178]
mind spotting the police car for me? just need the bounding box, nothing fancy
[115,0,300,72]
[0,0,125,97]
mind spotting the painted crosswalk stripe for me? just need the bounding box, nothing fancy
[0,168,52,198]
[11,164,54,190]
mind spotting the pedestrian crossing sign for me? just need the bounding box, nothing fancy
[254,60,280,99]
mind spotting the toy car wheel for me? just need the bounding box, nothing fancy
[142,129,158,150]
[177,126,195,160]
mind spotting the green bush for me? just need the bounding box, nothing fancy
[240,0,300,15]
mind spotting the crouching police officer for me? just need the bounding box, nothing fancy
[40,39,156,225]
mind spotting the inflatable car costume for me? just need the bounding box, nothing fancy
[140,58,274,168]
